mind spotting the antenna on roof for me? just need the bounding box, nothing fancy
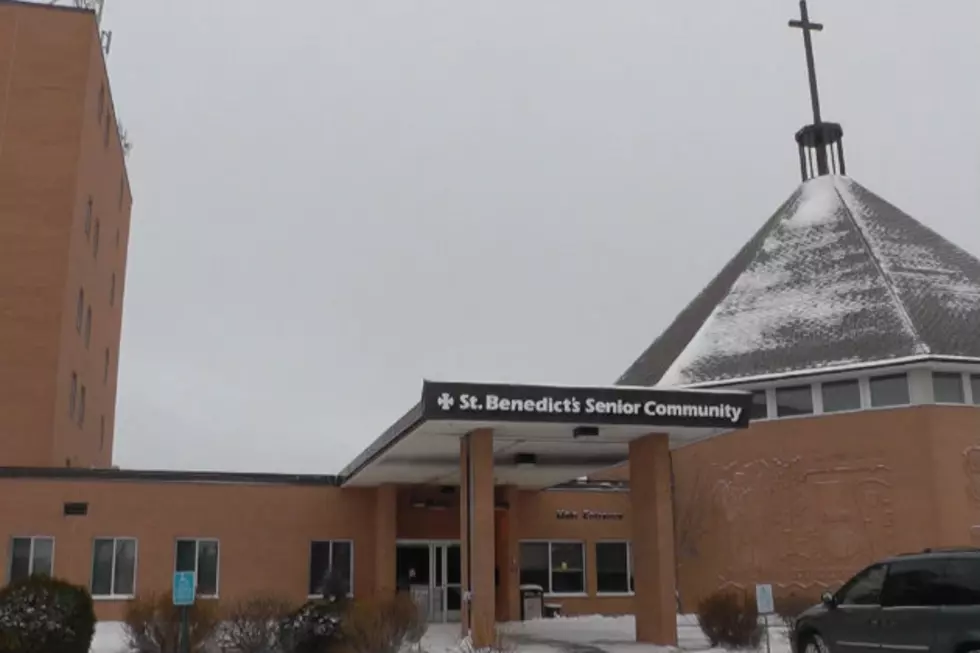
[788,0,845,181]
[48,0,112,56]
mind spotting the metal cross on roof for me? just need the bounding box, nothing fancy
[789,0,828,173]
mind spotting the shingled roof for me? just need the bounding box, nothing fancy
[618,175,980,387]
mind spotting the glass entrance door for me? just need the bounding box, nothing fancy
[396,541,461,623]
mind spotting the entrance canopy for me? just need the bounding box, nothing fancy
[340,380,752,489]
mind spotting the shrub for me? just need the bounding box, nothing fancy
[340,594,423,653]
[122,592,219,653]
[696,589,763,650]
[218,595,296,653]
[0,575,96,653]
[776,593,817,644]
[278,599,345,653]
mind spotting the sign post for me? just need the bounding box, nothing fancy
[755,584,775,653]
[172,571,196,653]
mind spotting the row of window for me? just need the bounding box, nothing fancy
[96,84,128,205]
[518,540,634,596]
[833,557,980,607]
[7,537,354,600]
[749,371,980,420]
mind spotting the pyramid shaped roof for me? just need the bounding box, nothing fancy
[619,175,980,387]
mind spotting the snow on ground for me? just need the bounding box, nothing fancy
[90,614,792,653]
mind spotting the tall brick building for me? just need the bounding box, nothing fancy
[0,0,132,469]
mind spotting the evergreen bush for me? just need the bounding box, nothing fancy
[0,575,96,653]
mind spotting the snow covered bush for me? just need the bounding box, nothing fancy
[277,599,345,653]
[696,589,762,649]
[0,575,96,653]
[340,593,423,653]
[218,595,296,653]
[122,592,219,653]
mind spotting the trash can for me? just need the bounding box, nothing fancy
[519,584,544,620]
[543,602,562,619]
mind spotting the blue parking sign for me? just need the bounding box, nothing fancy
[173,571,196,606]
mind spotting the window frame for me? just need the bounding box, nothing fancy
[820,379,862,414]
[774,384,815,418]
[307,539,355,599]
[932,371,966,405]
[868,373,911,408]
[595,540,633,596]
[173,538,220,599]
[76,288,85,333]
[518,539,587,597]
[90,536,138,600]
[7,536,56,583]
[93,219,101,258]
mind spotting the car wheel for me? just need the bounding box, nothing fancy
[803,634,829,653]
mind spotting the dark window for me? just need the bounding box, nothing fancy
[519,542,549,592]
[941,558,980,606]
[549,542,585,594]
[76,288,85,333]
[308,541,353,597]
[92,538,137,598]
[837,564,887,606]
[750,391,768,420]
[775,385,813,417]
[933,372,965,404]
[595,541,631,594]
[104,348,110,384]
[85,197,93,237]
[63,502,88,516]
[78,385,86,427]
[821,380,861,413]
[972,376,980,405]
[8,537,54,582]
[881,559,945,607]
[110,274,116,306]
[93,219,100,258]
[870,374,910,407]
[175,539,219,597]
[69,372,78,417]
[84,306,92,348]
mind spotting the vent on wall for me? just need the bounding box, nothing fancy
[63,502,88,517]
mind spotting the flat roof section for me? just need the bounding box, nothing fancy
[341,380,752,489]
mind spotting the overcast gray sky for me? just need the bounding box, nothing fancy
[103,0,980,474]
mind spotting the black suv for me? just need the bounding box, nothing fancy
[794,548,980,653]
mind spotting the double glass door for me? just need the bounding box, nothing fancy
[396,540,461,623]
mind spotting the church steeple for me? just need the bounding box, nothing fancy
[788,0,846,180]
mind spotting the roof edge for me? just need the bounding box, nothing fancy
[0,467,344,486]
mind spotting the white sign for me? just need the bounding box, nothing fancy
[755,584,775,615]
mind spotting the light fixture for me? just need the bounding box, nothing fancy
[514,453,537,468]
[573,426,599,439]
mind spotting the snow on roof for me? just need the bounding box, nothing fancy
[619,175,980,387]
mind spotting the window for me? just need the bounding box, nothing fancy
[98,85,105,122]
[519,541,585,595]
[749,391,768,420]
[69,372,78,417]
[596,541,632,594]
[93,219,100,258]
[84,306,92,348]
[104,348,110,384]
[870,374,910,407]
[837,564,887,606]
[85,197,93,237]
[941,558,980,606]
[91,538,137,598]
[775,385,813,417]
[880,559,945,607]
[76,288,85,332]
[933,372,965,404]
[78,385,86,427]
[175,539,219,598]
[104,111,111,147]
[110,273,116,306]
[972,376,980,405]
[821,380,861,413]
[308,540,353,597]
[8,537,54,582]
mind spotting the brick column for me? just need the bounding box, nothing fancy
[495,485,520,622]
[374,484,397,599]
[460,429,496,647]
[629,434,677,645]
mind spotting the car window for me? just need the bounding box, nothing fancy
[838,564,887,606]
[880,559,946,607]
[939,558,980,606]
